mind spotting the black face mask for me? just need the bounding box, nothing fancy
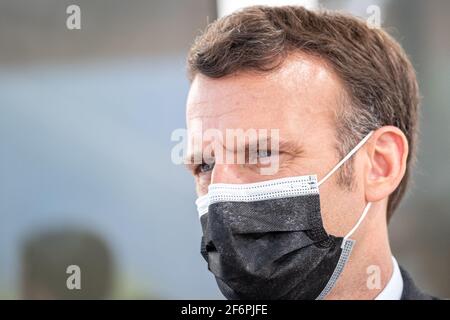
[195,132,373,300]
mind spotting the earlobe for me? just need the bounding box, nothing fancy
[365,126,409,203]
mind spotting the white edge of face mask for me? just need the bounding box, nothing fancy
[196,175,319,218]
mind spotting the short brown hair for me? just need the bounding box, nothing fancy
[187,5,420,220]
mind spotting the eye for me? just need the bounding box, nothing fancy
[257,149,272,158]
[198,161,215,174]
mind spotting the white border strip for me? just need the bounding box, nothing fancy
[316,239,355,300]
[196,175,318,217]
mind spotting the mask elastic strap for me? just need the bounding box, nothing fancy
[315,201,372,299]
[317,131,374,187]
[342,202,372,246]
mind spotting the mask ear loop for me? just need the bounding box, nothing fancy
[317,131,374,187]
[315,131,374,248]
[343,202,372,243]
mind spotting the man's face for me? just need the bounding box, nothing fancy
[186,54,367,236]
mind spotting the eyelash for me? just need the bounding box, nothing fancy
[256,149,272,158]
[195,162,214,175]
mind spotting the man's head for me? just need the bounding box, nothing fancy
[21,228,114,299]
[186,6,419,227]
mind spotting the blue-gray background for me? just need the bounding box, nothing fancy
[0,0,449,299]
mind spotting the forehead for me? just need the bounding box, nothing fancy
[186,53,343,137]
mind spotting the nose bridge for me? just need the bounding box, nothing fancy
[211,163,245,184]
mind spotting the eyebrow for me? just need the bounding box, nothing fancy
[184,152,209,167]
[223,136,304,155]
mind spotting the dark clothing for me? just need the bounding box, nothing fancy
[400,266,439,300]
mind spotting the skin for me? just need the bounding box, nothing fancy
[185,53,409,300]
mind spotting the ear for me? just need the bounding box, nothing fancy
[364,126,409,203]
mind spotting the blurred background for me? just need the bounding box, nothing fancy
[0,0,449,299]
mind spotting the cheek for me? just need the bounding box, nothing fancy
[195,173,211,196]
[318,177,365,237]
[277,154,324,177]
